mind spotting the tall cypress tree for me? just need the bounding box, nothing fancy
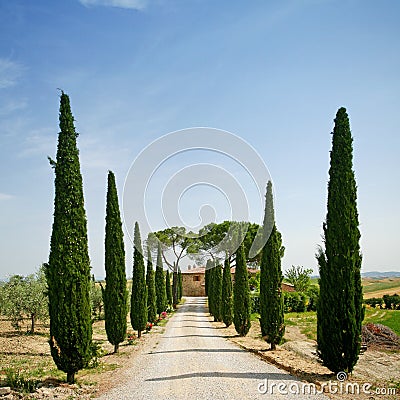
[155,242,167,316]
[213,264,223,322]
[104,171,127,354]
[317,107,363,373]
[165,270,172,307]
[259,181,285,350]
[146,246,157,323]
[177,267,183,301]
[130,222,147,338]
[172,263,178,308]
[206,259,215,316]
[47,92,92,384]
[221,258,233,327]
[204,264,210,297]
[233,242,251,336]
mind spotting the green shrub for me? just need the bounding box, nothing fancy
[382,294,400,310]
[283,292,308,313]
[306,285,319,311]
[363,297,383,308]
[4,369,41,393]
[86,341,106,369]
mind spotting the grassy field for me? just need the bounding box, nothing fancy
[285,311,318,341]
[297,277,400,298]
[364,308,400,335]
[0,312,170,396]
[284,308,400,342]
[0,317,124,393]
[362,277,400,298]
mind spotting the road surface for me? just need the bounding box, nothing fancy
[97,297,327,399]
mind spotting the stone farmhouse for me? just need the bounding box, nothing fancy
[182,265,295,297]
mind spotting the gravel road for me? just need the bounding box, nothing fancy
[97,297,328,399]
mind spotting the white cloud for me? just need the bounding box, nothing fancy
[0,59,24,89]
[79,0,148,10]
[0,193,14,201]
[0,98,28,116]
[18,128,55,158]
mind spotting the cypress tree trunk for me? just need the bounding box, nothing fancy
[67,372,75,385]
[317,107,363,373]
[165,270,172,307]
[259,181,285,350]
[222,258,233,327]
[130,222,147,338]
[155,243,167,316]
[47,92,92,383]
[233,242,251,336]
[104,171,127,354]
[146,246,157,323]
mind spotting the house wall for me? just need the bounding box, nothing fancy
[182,273,206,296]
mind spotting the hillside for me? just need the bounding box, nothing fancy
[363,277,400,299]
[362,271,400,278]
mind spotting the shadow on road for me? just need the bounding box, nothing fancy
[146,371,296,382]
[149,348,243,355]
[162,334,232,339]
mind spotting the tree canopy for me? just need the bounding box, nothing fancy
[285,266,313,292]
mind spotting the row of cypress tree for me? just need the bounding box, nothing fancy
[206,181,284,348]
[47,92,363,381]
[106,195,175,343]
[105,173,173,345]
[206,107,363,373]
[47,92,173,383]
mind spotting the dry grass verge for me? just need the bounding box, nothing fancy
[212,316,400,399]
[0,314,171,399]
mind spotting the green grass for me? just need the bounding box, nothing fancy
[282,308,400,342]
[364,308,400,336]
[1,361,66,393]
[250,312,260,322]
[285,311,317,340]
[156,319,168,327]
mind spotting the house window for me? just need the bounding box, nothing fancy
[193,275,200,282]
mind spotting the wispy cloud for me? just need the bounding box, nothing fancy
[79,0,148,10]
[18,128,55,158]
[0,58,25,89]
[80,136,130,170]
[0,193,14,201]
[0,98,28,116]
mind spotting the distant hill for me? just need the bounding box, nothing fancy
[361,271,400,278]
[311,271,400,279]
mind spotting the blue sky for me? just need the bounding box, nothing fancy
[0,0,399,279]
